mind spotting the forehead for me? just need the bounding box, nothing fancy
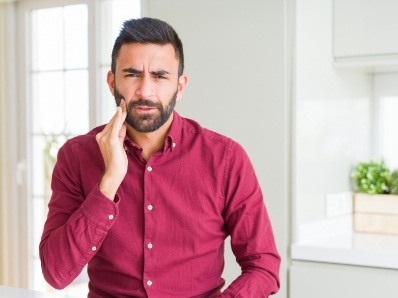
[116,43,179,71]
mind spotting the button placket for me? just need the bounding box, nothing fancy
[143,161,157,291]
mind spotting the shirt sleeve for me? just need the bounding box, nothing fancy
[39,141,119,289]
[219,141,281,297]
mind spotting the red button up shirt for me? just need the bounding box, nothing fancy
[40,112,280,297]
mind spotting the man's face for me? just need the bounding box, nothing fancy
[108,43,187,133]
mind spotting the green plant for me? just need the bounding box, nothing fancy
[351,160,391,195]
[43,133,64,182]
[391,169,398,195]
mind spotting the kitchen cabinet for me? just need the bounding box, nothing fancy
[333,0,398,65]
[290,260,398,298]
[289,261,398,298]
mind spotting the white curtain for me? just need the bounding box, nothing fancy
[0,4,11,284]
[0,2,26,288]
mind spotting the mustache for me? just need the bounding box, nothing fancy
[128,99,163,109]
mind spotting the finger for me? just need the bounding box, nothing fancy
[110,100,124,128]
[119,98,127,123]
[109,105,124,133]
[98,97,126,139]
[100,105,121,135]
[119,123,127,143]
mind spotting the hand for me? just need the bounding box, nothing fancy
[96,99,128,200]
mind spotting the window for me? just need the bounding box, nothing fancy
[17,0,141,294]
[30,4,89,294]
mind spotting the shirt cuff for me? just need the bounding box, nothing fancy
[79,185,120,230]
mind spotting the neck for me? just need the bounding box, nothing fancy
[126,114,174,161]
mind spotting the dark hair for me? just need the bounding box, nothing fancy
[111,17,184,76]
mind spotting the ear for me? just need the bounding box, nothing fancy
[107,70,115,96]
[176,74,188,101]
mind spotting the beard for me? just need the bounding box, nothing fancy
[114,86,177,133]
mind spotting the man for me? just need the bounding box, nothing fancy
[40,17,280,297]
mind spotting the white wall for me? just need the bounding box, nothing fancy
[147,1,291,297]
[295,0,373,226]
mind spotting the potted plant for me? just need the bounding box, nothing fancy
[43,131,67,205]
[351,160,398,235]
[391,169,398,195]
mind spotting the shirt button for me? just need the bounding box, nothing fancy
[172,142,176,148]
[147,166,152,172]
[147,243,153,249]
[91,246,97,251]
[108,214,114,220]
[147,280,152,286]
[147,205,153,211]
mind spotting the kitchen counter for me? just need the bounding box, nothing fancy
[292,215,398,269]
[0,286,78,298]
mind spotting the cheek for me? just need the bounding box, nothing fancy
[159,81,179,95]
[159,88,178,103]
[115,80,138,97]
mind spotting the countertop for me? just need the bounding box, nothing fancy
[291,215,398,269]
[0,286,78,298]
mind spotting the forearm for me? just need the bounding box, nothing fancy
[40,187,118,289]
[219,257,280,297]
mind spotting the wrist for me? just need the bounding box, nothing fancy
[99,175,122,200]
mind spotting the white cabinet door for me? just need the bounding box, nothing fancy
[290,261,398,298]
[334,0,398,59]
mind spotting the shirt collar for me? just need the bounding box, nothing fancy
[166,111,183,152]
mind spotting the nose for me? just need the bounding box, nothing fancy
[135,76,155,99]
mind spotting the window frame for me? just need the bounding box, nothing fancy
[0,1,23,288]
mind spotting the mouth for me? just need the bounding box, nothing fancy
[134,106,158,113]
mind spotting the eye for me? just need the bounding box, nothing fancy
[125,73,139,78]
[152,71,169,80]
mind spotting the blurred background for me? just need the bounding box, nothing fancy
[1,0,398,297]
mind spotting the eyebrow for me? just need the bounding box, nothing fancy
[122,67,170,76]
[151,70,170,76]
[122,67,142,74]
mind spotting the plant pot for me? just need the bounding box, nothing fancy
[354,193,398,235]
